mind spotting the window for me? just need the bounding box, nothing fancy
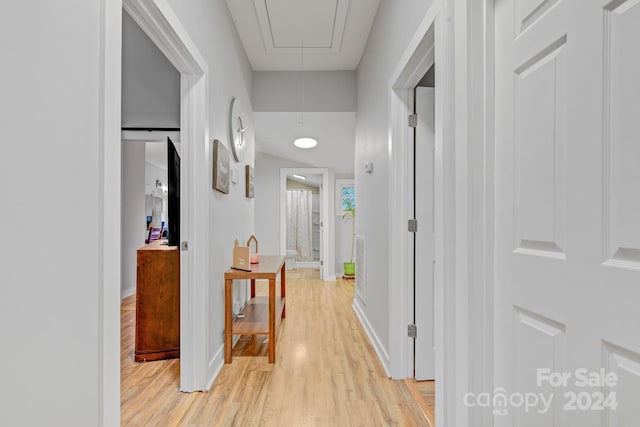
[335,179,355,215]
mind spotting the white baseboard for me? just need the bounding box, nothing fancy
[352,298,390,377]
[121,287,135,301]
[205,335,243,391]
[205,344,225,391]
[293,261,320,269]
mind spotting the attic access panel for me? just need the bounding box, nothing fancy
[254,0,349,53]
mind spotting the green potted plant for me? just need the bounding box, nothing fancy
[342,200,356,276]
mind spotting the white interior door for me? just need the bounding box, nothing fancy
[495,0,640,425]
[414,87,436,381]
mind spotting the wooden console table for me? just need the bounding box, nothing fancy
[224,255,286,364]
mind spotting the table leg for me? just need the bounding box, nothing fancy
[268,278,276,363]
[280,263,286,318]
[250,278,255,298]
[224,278,233,364]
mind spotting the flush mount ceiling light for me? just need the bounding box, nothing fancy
[292,174,307,180]
[294,137,317,149]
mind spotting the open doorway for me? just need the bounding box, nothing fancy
[115,0,209,400]
[280,167,336,281]
[284,173,323,270]
[120,5,182,386]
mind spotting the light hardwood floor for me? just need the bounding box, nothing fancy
[121,269,431,426]
[404,380,435,427]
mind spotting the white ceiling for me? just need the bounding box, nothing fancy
[226,0,381,70]
[228,2,369,175]
[146,142,168,169]
[255,112,356,175]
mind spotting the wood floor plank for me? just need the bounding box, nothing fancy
[121,269,431,426]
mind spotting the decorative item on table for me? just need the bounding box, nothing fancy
[247,234,259,264]
[232,239,251,271]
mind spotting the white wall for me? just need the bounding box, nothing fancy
[122,141,147,299]
[253,71,356,112]
[255,152,311,254]
[0,0,256,423]
[121,141,171,300]
[164,0,255,380]
[354,0,435,366]
[122,11,180,128]
[0,1,103,425]
[144,160,168,195]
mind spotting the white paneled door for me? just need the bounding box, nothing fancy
[415,87,436,381]
[495,0,640,425]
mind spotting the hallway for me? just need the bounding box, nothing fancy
[121,270,430,426]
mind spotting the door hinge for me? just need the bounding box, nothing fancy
[408,114,417,128]
[408,219,418,233]
[408,324,417,339]
[320,260,324,266]
[180,241,189,251]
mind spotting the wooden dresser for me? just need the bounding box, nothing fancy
[135,240,180,362]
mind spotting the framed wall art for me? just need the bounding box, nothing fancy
[212,139,230,194]
[245,165,254,198]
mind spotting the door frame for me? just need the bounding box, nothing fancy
[280,167,336,281]
[123,0,210,393]
[387,0,441,382]
[101,0,210,422]
[387,0,495,425]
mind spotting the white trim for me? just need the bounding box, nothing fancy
[120,130,181,142]
[205,344,225,390]
[99,1,123,425]
[280,167,335,281]
[121,286,136,300]
[292,261,321,269]
[121,0,209,394]
[352,299,390,376]
[464,1,495,426]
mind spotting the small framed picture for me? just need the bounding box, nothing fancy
[213,139,230,194]
[245,165,254,198]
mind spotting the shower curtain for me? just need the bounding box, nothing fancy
[286,190,313,261]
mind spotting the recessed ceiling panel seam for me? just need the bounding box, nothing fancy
[265,0,337,49]
[330,0,338,47]
[263,0,277,49]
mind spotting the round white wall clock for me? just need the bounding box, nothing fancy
[228,97,247,162]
